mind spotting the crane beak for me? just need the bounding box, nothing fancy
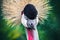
[26,26,35,30]
[26,23,35,30]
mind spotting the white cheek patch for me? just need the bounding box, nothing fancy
[21,14,28,27]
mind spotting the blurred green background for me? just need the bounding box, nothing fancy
[0,0,60,40]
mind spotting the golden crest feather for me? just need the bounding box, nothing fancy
[2,0,52,27]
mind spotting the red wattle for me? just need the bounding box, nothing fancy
[27,29,34,40]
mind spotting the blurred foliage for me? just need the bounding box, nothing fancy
[0,0,60,40]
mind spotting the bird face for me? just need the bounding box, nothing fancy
[21,14,39,30]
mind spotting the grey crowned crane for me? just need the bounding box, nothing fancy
[21,4,39,40]
[2,0,52,40]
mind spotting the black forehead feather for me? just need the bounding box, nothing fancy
[23,4,38,20]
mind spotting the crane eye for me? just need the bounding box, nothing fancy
[24,15,28,20]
